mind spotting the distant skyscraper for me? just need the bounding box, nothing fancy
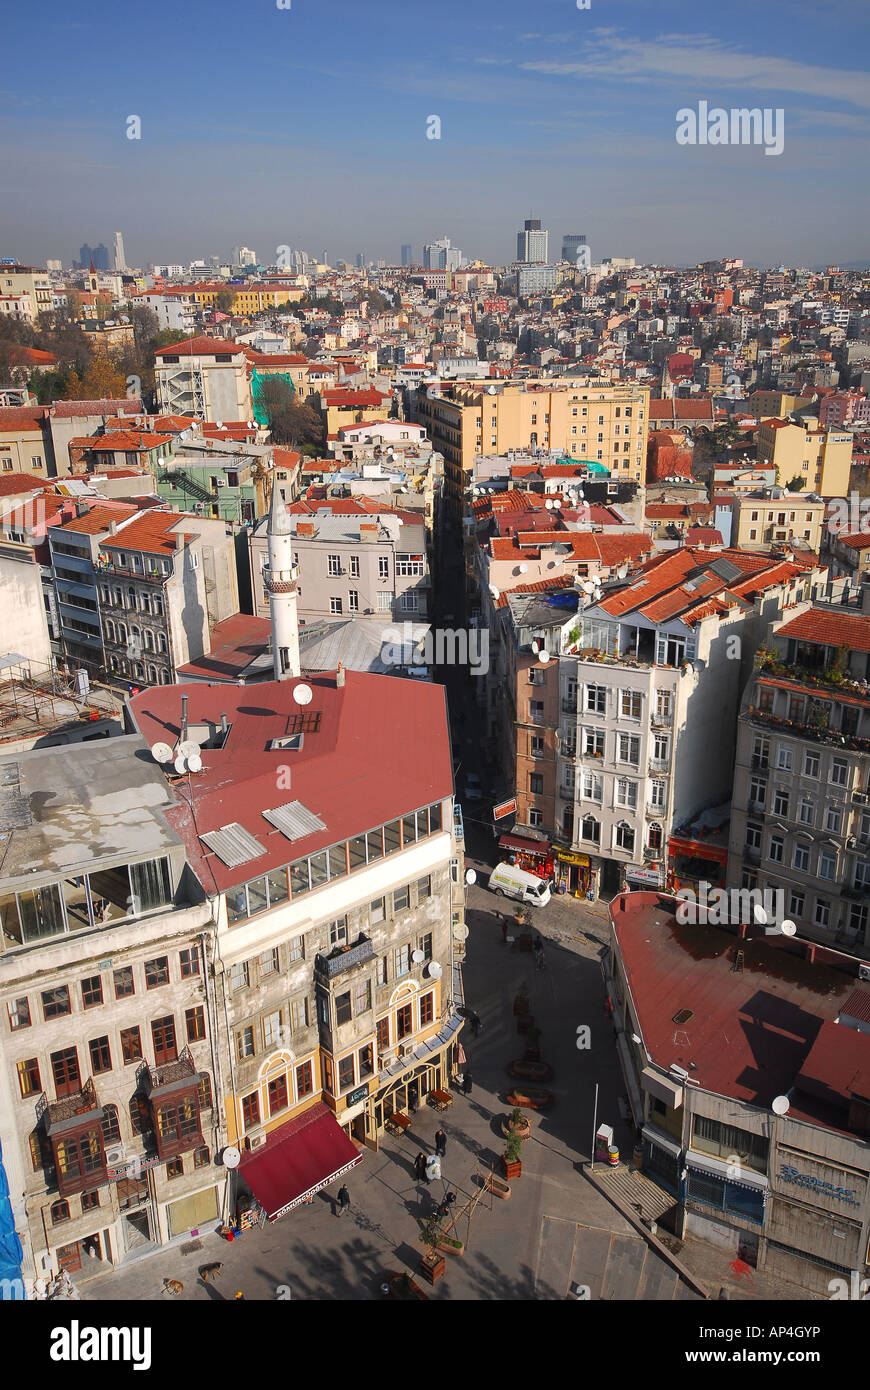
[561,234,587,263]
[113,231,127,272]
[423,237,462,271]
[78,244,93,270]
[516,218,548,263]
[92,243,110,271]
[401,244,413,267]
[356,252,365,268]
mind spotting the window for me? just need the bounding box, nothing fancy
[395,944,410,979]
[417,932,433,961]
[338,1055,355,1091]
[268,1074,289,1115]
[51,1047,80,1098]
[186,1006,206,1042]
[290,997,309,1032]
[585,684,606,714]
[296,1061,313,1098]
[818,849,836,880]
[237,1027,255,1060]
[620,690,642,719]
[259,947,279,977]
[17,1058,40,1098]
[194,1146,210,1169]
[81,1189,101,1213]
[397,1003,413,1039]
[829,758,848,788]
[617,734,640,766]
[330,596,343,615]
[798,797,815,826]
[376,1017,390,1054]
[89,1035,111,1074]
[145,956,169,990]
[824,806,842,835]
[349,555,360,578]
[768,836,784,864]
[51,1200,71,1225]
[773,789,789,817]
[42,986,71,1020]
[377,591,392,611]
[288,935,305,963]
[376,953,388,987]
[229,961,249,993]
[529,699,544,722]
[400,592,419,613]
[349,590,359,612]
[615,779,638,810]
[336,991,352,1026]
[151,1016,177,1066]
[793,843,809,872]
[378,556,389,580]
[652,733,669,763]
[7,997,30,1030]
[776,744,793,771]
[393,885,409,913]
[814,898,831,929]
[530,734,545,757]
[370,897,385,925]
[420,992,434,1027]
[583,727,605,757]
[262,1011,282,1050]
[179,946,200,979]
[691,1115,768,1173]
[529,808,543,828]
[328,554,342,577]
[121,1027,142,1064]
[789,889,805,917]
[615,822,635,854]
[81,975,103,1009]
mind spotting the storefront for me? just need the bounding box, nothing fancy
[668,834,728,894]
[498,833,554,881]
[554,849,592,897]
[624,865,664,892]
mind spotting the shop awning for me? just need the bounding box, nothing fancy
[499,833,551,856]
[239,1102,362,1221]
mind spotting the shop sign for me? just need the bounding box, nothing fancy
[347,1085,369,1107]
[778,1164,860,1207]
[625,867,663,887]
[493,799,517,821]
[557,851,590,867]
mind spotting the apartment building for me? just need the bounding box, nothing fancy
[756,419,852,497]
[608,890,870,1295]
[249,507,430,624]
[487,548,821,897]
[415,379,651,504]
[129,671,464,1184]
[731,487,827,552]
[154,338,254,423]
[0,738,217,1284]
[0,266,52,318]
[729,595,870,954]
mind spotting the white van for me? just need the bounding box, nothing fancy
[488,861,551,907]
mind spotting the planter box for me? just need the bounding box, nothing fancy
[507,1087,554,1112]
[508,1059,554,1082]
[419,1253,446,1284]
[502,1157,523,1180]
[501,1117,532,1141]
[484,1174,512,1200]
[438,1236,464,1257]
[517,1015,535,1035]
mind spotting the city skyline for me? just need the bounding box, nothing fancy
[2,0,869,269]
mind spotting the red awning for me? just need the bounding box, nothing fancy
[499,833,551,856]
[239,1102,362,1221]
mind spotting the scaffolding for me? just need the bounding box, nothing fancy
[0,657,123,744]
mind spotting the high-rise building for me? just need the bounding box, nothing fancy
[423,238,462,272]
[561,234,587,263]
[401,244,413,267]
[112,231,127,272]
[516,218,548,264]
[92,243,110,271]
[356,253,365,269]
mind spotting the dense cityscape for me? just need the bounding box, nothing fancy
[1,0,869,1357]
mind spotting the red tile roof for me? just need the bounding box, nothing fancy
[320,388,391,407]
[0,472,51,496]
[100,512,183,556]
[53,504,138,536]
[839,532,870,551]
[51,399,142,418]
[175,614,271,681]
[154,336,244,358]
[686,527,723,545]
[0,406,47,432]
[776,608,870,655]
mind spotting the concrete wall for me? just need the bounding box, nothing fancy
[0,548,52,673]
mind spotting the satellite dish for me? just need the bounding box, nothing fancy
[780,919,797,937]
[753,903,768,924]
[187,753,203,773]
[771,1096,790,1116]
[454,923,469,940]
[539,650,550,663]
[554,500,562,509]
[617,564,629,579]
[578,489,585,499]
[427,961,443,979]
[545,499,553,509]
[531,640,539,654]
[293,683,313,705]
[173,754,188,775]
[487,384,497,394]
[519,563,528,573]
[222,1145,242,1169]
[216,420,223,430]
[179,739,199,760]
[464,869,476,885]
[411,949,425,964]
[151,741,173,764]
[489,585,500,599]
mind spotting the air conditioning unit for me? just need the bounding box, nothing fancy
[215,479,226,487]
[104,1143,127,1169]
[859,964,870,983]
[399,1043,414,1060]
[248,1133,265,1149]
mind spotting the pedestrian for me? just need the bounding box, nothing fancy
[408,1082,419,1113]
[462,1069,473,1096]
[336,1184,351,1217]
[534,934,545,969]
[470,1011,482,1036]
[500,914,508,942]
[434,1128,447,1157]
[439,1191,456,1221]
[414,1151,427,1181]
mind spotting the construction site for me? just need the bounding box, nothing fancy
[0,657,124,753]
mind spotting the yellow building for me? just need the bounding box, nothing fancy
[182,281,304,315]
[0,266,53,318]
[731,490,826,551]
[749,390,814,421]
[756,419,852,497]
[320,387,393,437]
[0,406,50,475]
[416,379,651,498]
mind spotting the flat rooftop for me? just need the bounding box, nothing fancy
[0,735,181,888]
[611,891,858,1124]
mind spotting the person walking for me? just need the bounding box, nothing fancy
[470,1011,482,1036]
[462,1069,473,1096]
[500,915,508,943]
[439,1192,456,1221]
[434,1128,447,1157]
[336,1184,351,1217]
[534,934,545,970]
[414,1151,427,1182]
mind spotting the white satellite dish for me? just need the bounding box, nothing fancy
[578,489,585,499]
[187,753,203,773]
[216,420,223,430]
[531,640,539,654]
[553,500,562,509]
[487,384,497,394]
[173,754,188,775]
[582,580,595,594]
[489,585,500,599]
[293,683,313,705]
[545,499,553,509]
[222,1145,242,1169]
[780,919,797,937]
[519,563,528,574]
[539,649,550,663]
[753,903,768,924]
[771,1096,790,1116]
[179,739,199,761]
[464,868,477,885]
[151,741,173,764]
[427,960,443,979]
[454,923,469,940]
[617,564,629,579]
[411,949,425,964]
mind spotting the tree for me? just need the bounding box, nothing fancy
[257,375,323,449]
[130,304,159,350]
[150,329,190,351]
[785,475,806,491]
[63,370,84,399]
[214,290,234,315]
[80,353,127,400]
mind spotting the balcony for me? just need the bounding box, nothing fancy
[744,846,761,866]
[648,758,671,774]
[138,1047,200,1100]
[748,707,870,755]
[643,846,662,861]
[747,799,766,816]
[651,711,673,729]
[316,935,376,981]
[38,1079,108,1198]
[646,802,666,817]
[37,1077,100,1131]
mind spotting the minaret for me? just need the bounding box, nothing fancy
[264,483,301,680]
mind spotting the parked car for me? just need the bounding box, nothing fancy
[488,862,552,906]
[463,773,484,802]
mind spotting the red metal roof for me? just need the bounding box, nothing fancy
[238,1102,362,1220]
[776,608,870,655]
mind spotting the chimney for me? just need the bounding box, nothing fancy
[336,662,345,688]
[108,520,117,535]
[220,711,228,736]
[360,522,378,542]
[296,520,316,537]
[180,694,189,744]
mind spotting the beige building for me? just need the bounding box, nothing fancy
[756,419,852,497]
[731,488,826,551]
[155,338,253,423]
[0,407,51,476]
[0,266,52,319]
[416,379,650,503]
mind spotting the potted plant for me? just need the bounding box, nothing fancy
[418,1215,447,1284]
[501,1106,532,1142]
[502,1128,523,1180]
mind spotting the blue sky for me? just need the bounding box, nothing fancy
[2,0,869,268]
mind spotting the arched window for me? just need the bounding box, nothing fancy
[148,666,158,684]
[158,633,167,654]
[101,1103,121,1146]
[582,814,600,845]
[50,1199,70,1225]
[615,821,635,853]
[144,629,154,651]
[648,822,662,851]
[128,587,136,609]
[105,620,115,643]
